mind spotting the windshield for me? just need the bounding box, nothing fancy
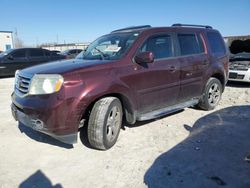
[76,32,139,60]
[0,49,14,58]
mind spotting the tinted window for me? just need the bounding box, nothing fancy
[140,35,173,59]
[44,50,51,56]
[50,51,59,56]
[178,33,202,55]
[11,49,26,58]
[207,32,226,54]
[69,50,75,54]
[30,49,44,57]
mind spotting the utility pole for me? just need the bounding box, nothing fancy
[36,37,39,47]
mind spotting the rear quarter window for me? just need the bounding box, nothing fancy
[207,32,226,55]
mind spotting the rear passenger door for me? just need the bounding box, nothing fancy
[134,33,180,112]
[176,32,209,102]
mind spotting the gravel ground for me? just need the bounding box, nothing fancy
[0,78,249,188]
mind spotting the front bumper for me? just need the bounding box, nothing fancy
[11,103,77,144]
[228,69,250,83]
[11,91,83,144]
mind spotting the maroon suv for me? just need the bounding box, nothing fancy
[11,24,229,150]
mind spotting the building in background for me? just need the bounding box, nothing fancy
[0,31,13,52]
[41,43,89,52]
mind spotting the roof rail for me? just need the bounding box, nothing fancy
[172,23,213,29]
[111,25,151,33]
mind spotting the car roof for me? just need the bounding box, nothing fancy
[13,48,46,51]
[111,24,216,34]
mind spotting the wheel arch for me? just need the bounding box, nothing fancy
[81,92,137,127]
[210,72,225,91]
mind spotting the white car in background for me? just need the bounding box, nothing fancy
[229,52,250,83]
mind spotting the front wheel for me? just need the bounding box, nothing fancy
[87,97,123,150]
[198,78,222,110]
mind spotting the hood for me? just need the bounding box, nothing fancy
[21,59,112,75]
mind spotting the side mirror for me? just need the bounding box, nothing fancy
[135,51,154,64]
[7,55,14,60]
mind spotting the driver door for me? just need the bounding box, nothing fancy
[133,33,180,113]
[1,49,28,76]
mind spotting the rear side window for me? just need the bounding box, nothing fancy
[11,49,26,58]
[178,33,204,55]
[30,49,44,57]
[207,32,226,54]
[140,34,174,59]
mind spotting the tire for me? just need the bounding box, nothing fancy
[198,78,222,111]
[87,97,123,150]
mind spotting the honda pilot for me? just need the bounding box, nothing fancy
[11,24,229,150]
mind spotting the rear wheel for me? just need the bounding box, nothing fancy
[198,78,222,110]
[87,97,123,150]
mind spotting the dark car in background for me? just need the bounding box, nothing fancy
[60,49,82,59]
[0,48,66,77]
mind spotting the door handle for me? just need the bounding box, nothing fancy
[186,72,193,76]
[202,61,209,65]
[169,66,177,72]
[0,66,6,69]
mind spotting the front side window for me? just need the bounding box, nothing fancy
[12,50,26,58]
[140,35,174,59]
[76,32,139,60]
[178,33,203,56]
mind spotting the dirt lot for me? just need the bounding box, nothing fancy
[0,78,249,188]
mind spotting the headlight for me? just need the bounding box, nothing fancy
[29,74,64,95]
[14,70,20,87]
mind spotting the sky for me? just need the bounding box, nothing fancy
[1,0,250,46]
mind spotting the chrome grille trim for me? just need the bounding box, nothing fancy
[15,72,33,97]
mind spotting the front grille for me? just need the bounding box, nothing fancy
[229,72,245,80]
[229,67,248,71]
[15,73,32,96]
[229,61,250,71]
